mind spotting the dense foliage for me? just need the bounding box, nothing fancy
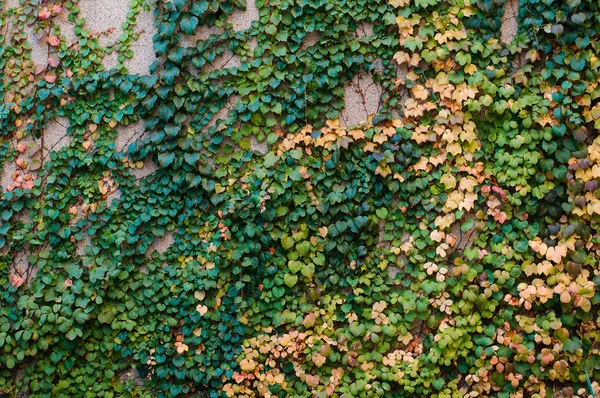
[2,0,600,396]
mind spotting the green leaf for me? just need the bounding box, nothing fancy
[66,330,78,340]
[461,219,474,232]
[514,240,528,253]
[288,260,303,273]
[376,208,388,219]
[158,152,175,167]
[281,235,295,250]
[296,241,310,256]
[284,273,298,287]
[264,152,279,168]
[432,378,444,390]
[564,338,582,353]
[301,263,315,280]
[272,286,285,298]
[180,16,199,34]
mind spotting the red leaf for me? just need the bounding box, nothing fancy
[48,55,60,68]
[47,35,60,46]
[10,274,25,288]
[38,7,51,20]
[44,74,57,83]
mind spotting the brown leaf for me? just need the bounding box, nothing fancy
[35,64,46,75]
[305,374,320,388]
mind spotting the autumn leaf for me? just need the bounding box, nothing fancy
[306,374,320,388]
[312,353,326,367]
[38,7,51,20]
[411,85,429,100]
[47,36,60,46]
[48,55,60,68]
[10,274,25,288]
[44,74,57,84]
[196,305,208,316]
[389,0,410,7]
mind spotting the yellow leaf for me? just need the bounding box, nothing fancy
[349,129,365,140]
[430,229,445,242]
[447,142,462,156]
[440,174,456,189]
[240,358,257,372]
[412,156,429,171]
[98,181,108,195]
[580,297,591,312]
[460,128,477,144]
[373,133,388,144]
[393,172,405,182]
[318,226,328,238]
[363,142,377,152]
[587,198,600,215]
[545,245,567,263]
[312,353,326,367]
[464,64,477,75]
[196,305,208,316]
[393,51,410,65]
[411,85,429,100]
[459,176,478,192]
[376,164,392,177]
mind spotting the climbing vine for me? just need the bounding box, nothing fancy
[2,0,600,397]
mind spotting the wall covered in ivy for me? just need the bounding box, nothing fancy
[1,0,600,397]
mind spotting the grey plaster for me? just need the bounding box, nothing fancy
[75,234,91,257]
[79,0,130,47]
[301,32,321,50]
[44,117,71,154]
[340,73,382,127]
[181,25,222,48]
[449,212,478,251]
[102,51,119,71]
[24,26,48,68]
[147,231,174,255]
[250,136,268,154]
[229,0,259,32]
[115,120,146,152]
[10,248,36,287]
[131,157,158,180]
[56,10,77,46]
[247,37,258,53]
[126,7,158,75]
[0,159,16,191]
[106,188,122,207]
[5,0,20,9]
[501,0,518,44]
